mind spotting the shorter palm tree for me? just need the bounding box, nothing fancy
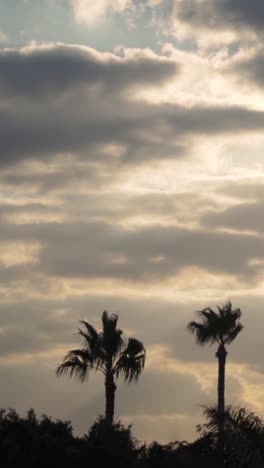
[187,302,243,428]
[201,405,264,467]
[56,311,146,424]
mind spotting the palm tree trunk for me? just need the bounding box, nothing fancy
[216,344,227,432]
[105,366,116,424]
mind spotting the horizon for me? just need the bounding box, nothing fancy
[1,0,264,443]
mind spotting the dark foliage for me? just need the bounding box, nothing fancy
[0,409,142,468]
[4,404,264,468]
[0,408,78,468]
[197,405,264,467]
[0,408,226,468]
[84,416,140,468]
[141,440,224,467]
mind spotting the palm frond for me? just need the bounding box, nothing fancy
[56,357,88,382]
[80,320,98,341]
[225,323,244,344]
[114,338,146,382]
[64,349,92,362]
[101,311,124,356]
[56,341,106,380]
[78,328,97,348]
[187,321,217,345]
[199,308,218,321]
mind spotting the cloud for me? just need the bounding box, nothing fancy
[0,43,184,166]
[203,201,264,234]
[35,223,264,282]
[0,31,8,43]
[3,44,264,170]
[152,0,264,47]
[0,219,264,284]
[0,44,178,97]
[71,0,134,24]
[217,181,264,201]
[228,47,264,89]
[2,45,264,169]
[217,0,264,30]
[174,0,264,32]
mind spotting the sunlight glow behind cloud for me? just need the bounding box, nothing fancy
[71,0,134,24]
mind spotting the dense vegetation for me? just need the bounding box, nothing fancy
[1,406,263,467]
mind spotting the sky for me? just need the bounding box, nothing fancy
[1,0,264,443]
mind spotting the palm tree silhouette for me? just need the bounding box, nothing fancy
[187,302,243,428]
[56,311,146,424]
[202,405,264,465]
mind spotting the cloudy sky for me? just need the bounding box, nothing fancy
[1,0,264,443]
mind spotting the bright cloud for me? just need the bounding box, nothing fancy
[71,0,134,24]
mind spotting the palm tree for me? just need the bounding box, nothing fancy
[201,405,264,467]
[187,302,243,427]
[56,311,146,424]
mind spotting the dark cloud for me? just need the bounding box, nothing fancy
[203,202,264,233]
[2,44,264,167]
[0,220,263,282]
[0,84,183,165]
[0,158,118,194]
[0,44,178,97]
[229,49,264,88]
[216,182,264,201]
[2,94,264,166]
[0,299,78,356]
[0,202,60,222]
[28,223,264,281]
[60,191,217,225]
[175,0,264,34]
[0,44,179,166]
[219,0,264,30]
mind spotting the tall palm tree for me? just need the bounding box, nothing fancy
[56,311,146,424]
[187,302,243,426]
